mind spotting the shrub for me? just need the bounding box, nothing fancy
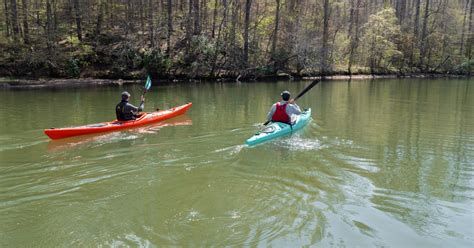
[67,58,81,78]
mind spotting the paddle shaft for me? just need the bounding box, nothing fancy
[294,79,320,101]
[264,79,320,125]
[140,76,152,111]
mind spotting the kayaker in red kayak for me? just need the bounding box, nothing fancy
[116,91,145,121]
[267,90,302,124]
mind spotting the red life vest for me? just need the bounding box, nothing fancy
[272,102,291,123]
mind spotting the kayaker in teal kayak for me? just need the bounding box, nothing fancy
[266,90,302,124]
[115,91,145,121]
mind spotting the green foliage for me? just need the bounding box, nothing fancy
[0,0,470,78]
[183,35,218,76]
[455,59,474,74]
[359,8,403,72]
[256,66,274,75]
[141,49,172,75]
[66,58,81,78]
[118,43,139,69]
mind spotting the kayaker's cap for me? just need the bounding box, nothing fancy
[121,91,131,100]
[281,90,291,100]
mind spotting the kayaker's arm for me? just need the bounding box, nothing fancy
[137,99,145,112]
[124,102,142,114]
[266,104,276,122]
[288,99,302,115]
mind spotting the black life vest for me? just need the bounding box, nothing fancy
[116,100,135,121]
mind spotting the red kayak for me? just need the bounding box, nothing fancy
[44,103,192,139]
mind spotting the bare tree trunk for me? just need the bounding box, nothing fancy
[10,0,19,42]
[419,0,430,70]
[222,0,227,30]
[46,0,53,51]
[348,0,361,75]
[185,0,192,55]
[411,0,421,64]
[139,0,144,33]
[95,0,104,36]
[148,0,155,48]
[4,0,10,37]
[243,0,251,67]
[200,0,206,34]
[193,0,200,34]
[73,0,82,41]
[52,0,57,31]
[467,0,473,60]
[35,0,39,26]
[126,0,133,33]
[210,0,228,77]
[167,0,172,55]
[270,0,280,62]
[321,0,330,76]
[460,0,470,56]
[21,0,29,44]
[396,0,406,24]
[230,0,238,50]
[348,0,355,37]
[211,0,218,38]
[440,0,448,62]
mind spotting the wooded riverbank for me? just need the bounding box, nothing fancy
[1,1,472,83]
[0,73,469,89]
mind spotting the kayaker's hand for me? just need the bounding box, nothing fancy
[289,98,295,104]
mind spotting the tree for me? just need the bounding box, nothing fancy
[243,0,251,67]
[460,0,470,56]
[419,0,430,70]
[270,0,281,63]
[3,0,10,38]
[193,0,200,35]
[95,0,105,37]
[360,8,402,73]
[21,0,29,44]
[0,0,471,78]
[73,0,82,41]
[321,0,330,76]
[412,0,421,65]
[467,0,474,59]
[348,0,362,75]
[45,0,53,51]
[167,0,173,55]
[148,0,155,48]
[10,0,19,42]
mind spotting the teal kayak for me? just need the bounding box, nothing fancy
[246,108,312,146]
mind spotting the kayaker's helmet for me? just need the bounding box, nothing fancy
[121,91,131,100]
[281,91,291,101]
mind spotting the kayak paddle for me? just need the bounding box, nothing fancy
[137,75,152,113]
[264,79,321,125]
[294,79,320,101]
[143,75,152,95]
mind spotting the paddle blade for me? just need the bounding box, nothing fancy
[145,75,152,90]
[294,79,320,101]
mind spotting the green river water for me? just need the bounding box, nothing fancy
[0,78,473,247]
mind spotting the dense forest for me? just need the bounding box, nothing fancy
[0,0,472,79]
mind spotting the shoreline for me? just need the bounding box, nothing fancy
[0,73,469,89]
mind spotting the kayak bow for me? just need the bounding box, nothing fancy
[44,103,192,139]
